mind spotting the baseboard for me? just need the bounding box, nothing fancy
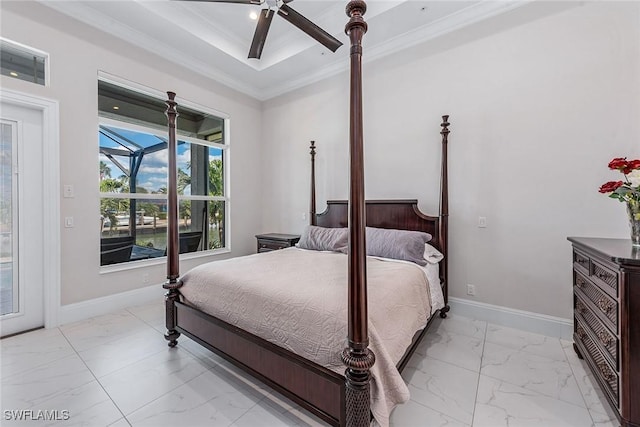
[58,284,165,326]
[56,287,572,339]
[448,297,573,341]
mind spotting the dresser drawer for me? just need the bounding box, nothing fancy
[574,294,618,369]
[574,272,618,332]
[590,259,618,297]
[573,249,618,298]
[573,249,590,276]
[575,319,619,407]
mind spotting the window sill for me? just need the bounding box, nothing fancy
[98,247,231,275]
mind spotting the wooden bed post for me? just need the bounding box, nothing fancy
[439,115,451,318]
[164,91,182,347]
[310,140,317,226]
[342,2,375,426]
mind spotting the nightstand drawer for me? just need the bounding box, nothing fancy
[575,319,619,407]
[574,272,618,332]
[255,233,301,253]
[258,239,290,252]
[574,294,618,369]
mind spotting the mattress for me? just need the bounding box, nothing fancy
[179,247,443,426]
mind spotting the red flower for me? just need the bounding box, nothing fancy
[623,159,640,174]
[608,157,629,171]
[599,181,624,193]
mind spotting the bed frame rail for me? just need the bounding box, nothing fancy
[175,301,346,426]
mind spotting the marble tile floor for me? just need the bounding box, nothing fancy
[0,301,619,427]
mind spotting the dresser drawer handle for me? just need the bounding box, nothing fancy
[596,272,611,280]
[576,326,587,340]
[597,330,614,347]
[577,258,588,266]
[597,362,616,382]
[597,298,615,315]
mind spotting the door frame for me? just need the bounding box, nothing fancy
[1,88,60,329]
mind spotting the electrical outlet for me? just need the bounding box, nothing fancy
[467,284,476,296]
[142,273,150,284]
[301,212,307,221]
[63,185,74,198]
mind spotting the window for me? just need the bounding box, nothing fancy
[98,80,228,266]
[0,38,47,86]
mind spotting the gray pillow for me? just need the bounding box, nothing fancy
[364,227,432,266]
[297,226,348,252]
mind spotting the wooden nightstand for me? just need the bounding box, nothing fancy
[255,233,300,253]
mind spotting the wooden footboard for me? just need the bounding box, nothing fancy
[173,301,346,426]
[170,298,441,426]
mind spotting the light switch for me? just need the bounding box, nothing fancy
[478,216,487,228]
[64,217,74,228]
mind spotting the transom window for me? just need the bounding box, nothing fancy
[0,38,47,86]
[98,80,228,266]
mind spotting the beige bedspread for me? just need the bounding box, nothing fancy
[179,247,432,426]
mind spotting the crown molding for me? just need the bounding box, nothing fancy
[37,0,259,98]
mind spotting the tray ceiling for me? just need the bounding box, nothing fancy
[39,0,531,100]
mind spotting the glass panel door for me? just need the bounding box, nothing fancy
[0,121,18,316]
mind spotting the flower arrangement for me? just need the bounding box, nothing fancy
[599,157,640,246]
[599,157,640,203]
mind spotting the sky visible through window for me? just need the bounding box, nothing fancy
[99,126,222,195]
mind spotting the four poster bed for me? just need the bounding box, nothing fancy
[162,2,451,426]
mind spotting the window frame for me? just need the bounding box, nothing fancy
[97,78,231,272]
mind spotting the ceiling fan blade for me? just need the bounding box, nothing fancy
[173,0,262,4]
[248,9,274,59]
[277,4,342,53]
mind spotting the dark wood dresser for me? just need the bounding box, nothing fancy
[255,233,300,253]
[568,237,640,427]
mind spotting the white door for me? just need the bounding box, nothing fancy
[0,102,45,337]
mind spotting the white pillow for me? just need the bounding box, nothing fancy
[424,243,444,264]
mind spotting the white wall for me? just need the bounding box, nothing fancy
[0,2,263,305]
[261,1,640,319]
[2,1,638,321]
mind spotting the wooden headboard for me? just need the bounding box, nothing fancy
[308,116,450,303]
[316,199,442,252]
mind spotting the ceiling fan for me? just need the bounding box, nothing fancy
[176,0,343,59]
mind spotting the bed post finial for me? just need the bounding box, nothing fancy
[164,91,183,347]
[310,141,317,226]
[439,115,450,318]
[342,2,375,427]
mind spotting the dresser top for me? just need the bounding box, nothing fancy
[568,237,640,266]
